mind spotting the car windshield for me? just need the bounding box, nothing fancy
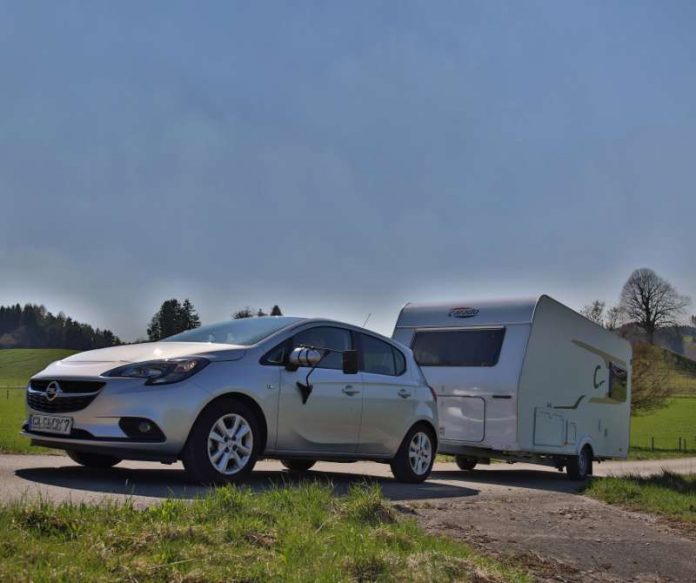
[162,317,303,346]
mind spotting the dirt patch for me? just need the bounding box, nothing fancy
[402,490,696,582]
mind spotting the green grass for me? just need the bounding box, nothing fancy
[629,396,696,458]
[0,348,75,387]
[0,483,529,583]
[0,349,75,454]
[0,390,48,454]
[585,472,696,523]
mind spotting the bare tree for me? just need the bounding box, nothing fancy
[580,300,605,325]
[619,268,690,344]
[605,305,625,331]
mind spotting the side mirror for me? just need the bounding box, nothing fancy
[287,346,323,370]
[342,350,359,375]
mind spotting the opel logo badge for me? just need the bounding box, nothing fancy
[45,381,61,401]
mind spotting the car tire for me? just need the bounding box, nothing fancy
[390,424,436,483]
[567,445,593,481]
[182,399,261,484]
[67,450,121,468]
[454,456,477,471]
[281,459,316,472]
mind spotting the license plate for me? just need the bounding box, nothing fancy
[29,414,73,435]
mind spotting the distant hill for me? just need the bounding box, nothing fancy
[0,348,77,387]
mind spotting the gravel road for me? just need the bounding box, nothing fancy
[2,454,695,581]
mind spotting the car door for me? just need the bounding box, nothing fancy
[357,333,417,455]
[276,326,363,454]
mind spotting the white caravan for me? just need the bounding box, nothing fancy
[392,295,632,479]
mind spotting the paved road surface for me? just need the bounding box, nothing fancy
[2,454,695,582]
[1,453,694,506]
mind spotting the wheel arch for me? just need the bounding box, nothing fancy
[577,437,594,458]
[410,419,439,452]
[187,392,269,455]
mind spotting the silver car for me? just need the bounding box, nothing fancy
[22,317,438,483]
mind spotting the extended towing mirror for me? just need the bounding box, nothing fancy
[288,345,359,404]
[288,346,323,369]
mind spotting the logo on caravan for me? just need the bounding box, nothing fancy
[448,306,479,318]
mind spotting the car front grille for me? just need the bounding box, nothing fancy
[27,378,104,413]
[30,379,105,393]
[27,392,99,413]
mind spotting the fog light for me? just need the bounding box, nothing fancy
[118,417,165,441]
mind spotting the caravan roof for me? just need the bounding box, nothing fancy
[395,297,543,329]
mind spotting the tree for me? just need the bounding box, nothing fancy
[631,344,674,413]
[232,307,254,319]
[605,305,624,332]
[182,299,201,329]
[256,308,267,317]
[580,300,605,325]
[147,298,201,341]
[619,268,690,345]
[270,305,282,316]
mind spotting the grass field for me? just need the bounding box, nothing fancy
[0,348,75,387]
[585,472,696,523]
[0,349,75,454]
[0,483,529,582]
[629,397,696,458]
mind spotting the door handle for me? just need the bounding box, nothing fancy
[398,389,411,399]
[342,385,360,396]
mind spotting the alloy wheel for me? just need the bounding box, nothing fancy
[207,413,254,475]
[408,431,432,475]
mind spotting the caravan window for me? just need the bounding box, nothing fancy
[608,363,628,402]
[411,328,505,367]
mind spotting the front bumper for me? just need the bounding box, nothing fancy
[22,375,211,460]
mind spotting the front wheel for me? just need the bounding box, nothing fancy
[182,400,260,484]
[281,459,316,472]
[566,445,593,480]
[390,425,436,483]
[67,451,121,468]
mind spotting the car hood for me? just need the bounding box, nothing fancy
[34,342,247,379]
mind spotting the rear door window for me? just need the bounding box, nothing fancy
[360,333,403,376]
[411,328,505,367]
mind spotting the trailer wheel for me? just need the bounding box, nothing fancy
[281,459,316,472]
[455,456,477,471]
[566,445,592,480]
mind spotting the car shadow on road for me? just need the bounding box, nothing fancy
[15,464,480,502]
[431,467,585,494]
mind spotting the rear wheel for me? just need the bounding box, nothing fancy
[567,445,593,480]
[390,425,435,483]
[67,451,121,469]
[455,456,477,471]
[182,400,260,484]
[281,459,316,472]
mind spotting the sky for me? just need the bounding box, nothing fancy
[1,1,695,341]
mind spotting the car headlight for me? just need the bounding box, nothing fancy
[104,357,209,385]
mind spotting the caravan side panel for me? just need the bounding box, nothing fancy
[517,296,632,458]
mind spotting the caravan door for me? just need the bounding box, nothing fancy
[398,326,526,449]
